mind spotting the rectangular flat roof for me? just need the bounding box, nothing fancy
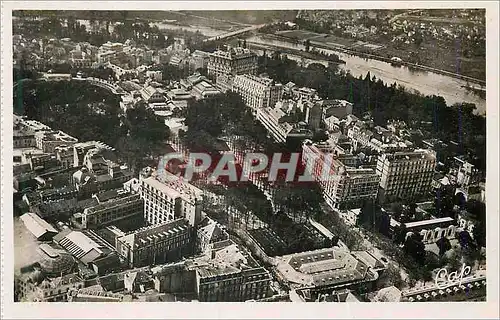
[404,217,454,229]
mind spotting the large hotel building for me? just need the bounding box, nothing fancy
[302,141,380,209]
[376,150,437,202]
[80,193,144,229]
[117,218,193,268]
[207,47,258,80]
[232,74,283,114]
[139,169,203,227]
[188,239,271,302]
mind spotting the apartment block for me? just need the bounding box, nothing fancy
[140,169,203,226]
[232,74,283,113]
[73,141,115,168]
[207,47,258,80]
[79,193,144,229]
[256,106,293,144]
[117,219,194,268]
[13,126,36,148]
[376,150,437,202]
[190,240,271,302]
[34,130,79,154]
[302,142,380,209]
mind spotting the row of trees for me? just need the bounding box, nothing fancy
[182,91,332,253]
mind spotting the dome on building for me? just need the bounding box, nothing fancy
[37,244,76,276]
[73,168,91,184]
[28,268,45,285]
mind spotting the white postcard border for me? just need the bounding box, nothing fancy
[1,1,499,319]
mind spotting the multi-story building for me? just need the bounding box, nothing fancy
[72,148,133,195]
[116,218,194,268]
[347,121,410,154]
[180,73,221,100]
[322,99,353,131]
[73,141,115,168]
[13,123,36,148]
[97,50,117,64]
[256,106,293,143]
[301,99,324,130]
[17,272,85,302]
[79,193,144,229]
[54,145,76,169]
[69,57,93,69]
[189,50,210,72]
[215,74,234,93]
[189,239,271,302]
[207,46,258,80]
[100,41,124,53]
[34,130,78,154]
[232,74,283,114]
[140,169,203,226]
[22,151,58,171]
[140,86,165,104]
[146,70,162,82]
[376,150,437,202]
[152,261,197,296]
[196,216,229,253]
[302,142,380,209]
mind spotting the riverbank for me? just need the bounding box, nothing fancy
[245,40,344,66]
[261,32,485,86]
[245,33,486,115]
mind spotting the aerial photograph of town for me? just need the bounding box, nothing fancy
[11,8,487,303]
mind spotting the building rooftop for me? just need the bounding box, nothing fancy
[276,248,372,288]
[234,74,279,87]
[404,216,455,229]
[37,273,83,290]
[85,193,140,215]
[381,149,436,161]
[20,119,52,132]
[120,219,190,249]
[146,170,203,202]
[54,229,115,263]
[36,130,78,143]
[210,47,256,60]
[20,212,58,239]
[36,243,76,276]
[189,239,263,278]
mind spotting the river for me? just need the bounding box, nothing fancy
[246,35,486,115]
